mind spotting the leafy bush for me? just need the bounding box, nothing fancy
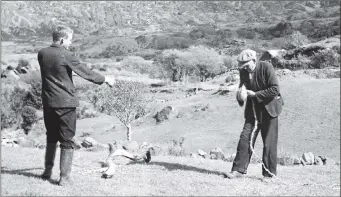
[269,21,294,38]
[222,55,238,71]
[286,31,310,49]
[186,45,226,81]
[76,101,99,119]
[1,81,28,129]
[271,31,310,50]
[157,46,226,82]
[1,82,18,129]
[21,106,37,134]
[236,28,256,39]
[19,71,43,109]
[98,39,139,58]
[310,49,340,68]
[189,26,216,40]
[120,56,162,78]
[148,35,194,50]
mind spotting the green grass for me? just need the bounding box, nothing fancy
[1,147,340,196]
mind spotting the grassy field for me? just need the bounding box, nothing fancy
[77,77,340,161]
[1,147,340,196]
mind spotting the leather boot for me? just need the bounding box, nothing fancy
[41,143,57,179]
[58,148,74,186]
[223,171,244,179]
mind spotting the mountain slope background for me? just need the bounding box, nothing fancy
[1,1,340,41]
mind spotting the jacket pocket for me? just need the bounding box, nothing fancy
[265,96,283,118]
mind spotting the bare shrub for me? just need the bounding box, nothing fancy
[88,81,151,141]
[167,137,187,157]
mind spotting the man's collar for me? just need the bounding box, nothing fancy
[50,43,64,48]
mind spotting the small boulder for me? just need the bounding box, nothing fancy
[293,157,302,165]
[314,157,323,165]
[81,137,98,148]
[153,106,178,123]
[201,103,215,112]
[209,147,225,160]
[302,152,314,165]
[197,149,208,158]
[319,156,336,166]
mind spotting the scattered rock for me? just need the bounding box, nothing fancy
[81,137,98,148]
[201,103,215,112]
[319,156,336,166]
[153,106,178,123]
[197,149,208,158]
[293,157,301,165]
[314,157,323,165]
[209,147,225,160]
[300,158,306,166]
[302,152,315,165]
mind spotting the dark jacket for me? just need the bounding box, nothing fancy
[238,61,284,118]
[38,44,105,108]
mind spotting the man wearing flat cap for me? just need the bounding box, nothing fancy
[225,49,284,181]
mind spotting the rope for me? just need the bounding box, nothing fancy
[249,99,340,190]
[249,100,279,180]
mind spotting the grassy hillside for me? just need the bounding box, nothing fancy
[74,77,340,161]
[1,147,340,196]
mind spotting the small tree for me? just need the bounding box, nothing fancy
[88,81,150,141]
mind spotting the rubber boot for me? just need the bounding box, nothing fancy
[41,143,57,179]
[58,148,74,186]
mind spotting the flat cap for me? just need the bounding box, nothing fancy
[237,49,257,62]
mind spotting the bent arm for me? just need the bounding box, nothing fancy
[255,63,279,103]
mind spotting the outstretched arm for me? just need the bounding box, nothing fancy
[64,52,105,84]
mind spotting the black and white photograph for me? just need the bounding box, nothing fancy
[1,1,340,196]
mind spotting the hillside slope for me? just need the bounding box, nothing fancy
[1,1,339,40]
[77,77,340,161]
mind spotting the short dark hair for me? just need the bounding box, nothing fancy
[52,25,73,42]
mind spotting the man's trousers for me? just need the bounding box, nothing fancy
[43,106,77,149]
[231,107,279,177]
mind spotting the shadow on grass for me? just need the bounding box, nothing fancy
[211,89,230,95]
[128,161,263,181]
[145,161,224,176]
[1,167,59,185]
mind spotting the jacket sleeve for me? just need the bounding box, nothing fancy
[236,69,245,106]
[255,62,279,103]
[64,52,105,85]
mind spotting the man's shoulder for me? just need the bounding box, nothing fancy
[259,61,275,70]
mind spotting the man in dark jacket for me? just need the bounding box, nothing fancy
[224,49,284,181]
[38,25,115,186]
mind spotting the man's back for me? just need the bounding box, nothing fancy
[38,44,105,108]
